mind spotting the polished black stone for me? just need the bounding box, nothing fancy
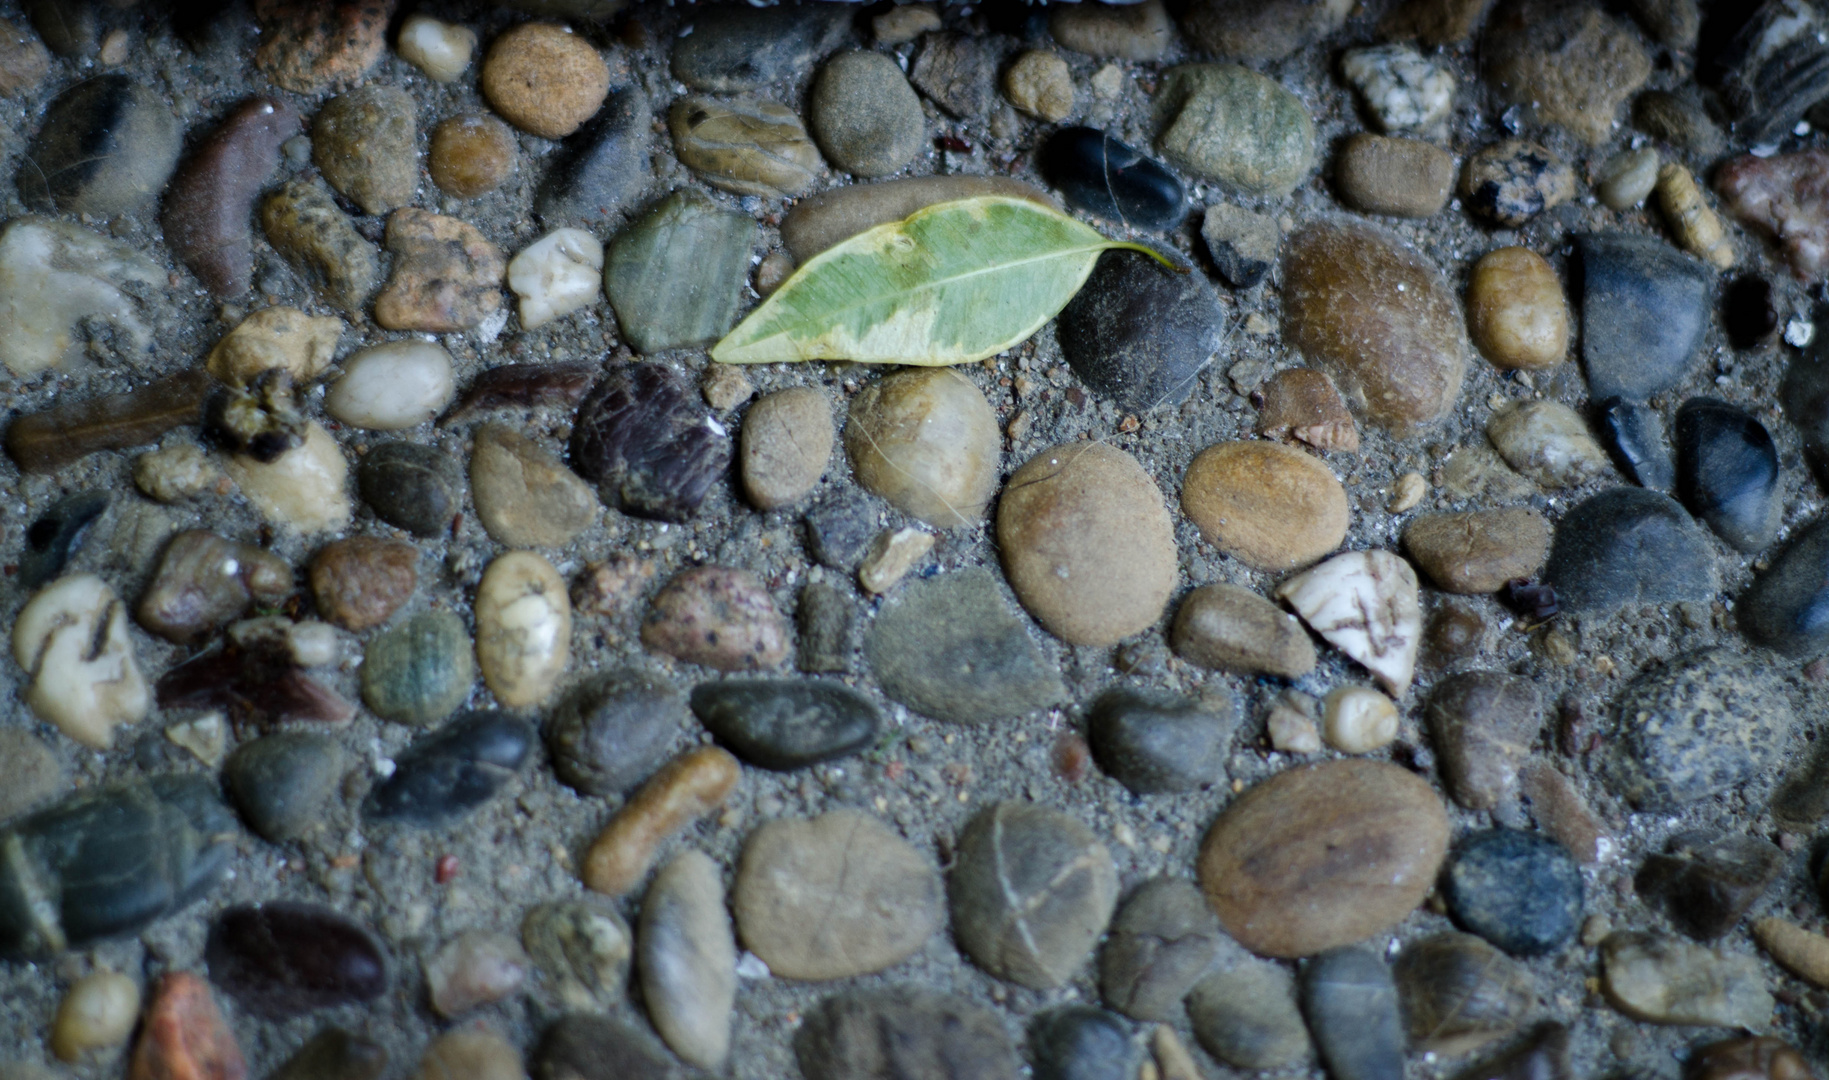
[1086,686,1233,795]
[356,441,462,538]
[1596,397,1675,492]
[1040,127,1185,232]
[545,672,687,797]
[1444,829,1583,957]
[365,711,534,827]
[1057,248,1225,413]
[1723,275,1778,349]
[1675,397,1781,552]
[18,490,108,589]
[691,678,881,771]
[1541,488,1716,613]
[1301,947,1404,1080]
[206,902,389,1019]
[1029,1006,1141,1080]
[1577,233,1712,403]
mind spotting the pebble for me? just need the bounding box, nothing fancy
[1179,0,1352,60]
[206,306,343,389]
[1687,1038,1813,1080]
[16,491,109,591]
[1302,947,1405,1080]
[1719,4,1829,144]
[225,424,350,534]
[312,85,416,216]
[780,174,1053,262]
[670,95,822,199]
[205,902,388,1019]
[261,181,383,315]
[1675,397,1781,552]
[51,972,140,1063]
[793,988,1019,1080]
[413,1029,523,1080]
[1171,583,1315,677]
[138,530,292,643]
[253,1,390,95]
[1601,931,1773,1028]
[1187,962,1314,1069]
[1058,250,1222,414]
[1052,0,1171,59]
[1659,162,1735,270]
[0,216,162,378]
[1200,759,1448,957]
[366,711,534,827]
[1754,918,1829,989]
[1608,648,1793,810]
[18,75,180,216]
[505,229,600,330]
[1541,488,1716,613]
[135,445,220,504]
[475,551,571,709]
[521,899,631,1013]
[1322,686,1399,755]
[1393,932,1534,1054]
[603,190,755,352]
[671,3,851,92]
[582,745,740,897]
[533,1014,675,1080]
[544,671,684,797]
[360,610,475,726]
[128,973,244,1080]
[309,537,418,634]
[636,851,737,1069]
[481,22,609,139]
[1029,1007,1140,1080]
[1404,508,1550,595]
[998,442,1177,646]
[570,363,732,521]
[1577,232,1712,403]
[1181,440,1347,571]
[702,364,756,411]
[1153,64,1315,196]
[1005,50,1076,123]
[909,32,998,118]
[1099,878,1225,1021]
[1638,834,1784,941]
[1334,134,1454,218]
[739,387,833,511]
[865,568,1066,722]
[846,368,1000,528]
[1427,672,1541,810]
[858,526,933,594]
[1596,146,1661,210]
[164,98,303,298]
[1283,220,1467,433]
[0,17,50,97]
[1087,686,1233,795]
[1717,151,1829,280]
[1741,517,1829,656]
[1634,90,1724,155]
[429,114,519,200]
[397,14,475,82]
[1277,550,1422,698]
[1445,829,1582,956]
[1481,0,1649,144]
[533,87,652,227]
[6,369,210,474]
[223,733,345,844]
[1467,247,1568,371]
[357,442,462,537]
[468,425,594,548]
[1340,44,1454,133]
[1486,400,1610,489]
[809,50,925,178]
[874,4,941,46]
[734,810,942,979]
[325,342,455,431]
[690,679,879,772]
[1200,203,1279,289]
[1042,128,1184,233]
[425,930,528,1018]
[13,574,149,749]
[374,209,506,334]
[803,492,879,570]
[641,566,788,672]
[1459,141,1574,228]
[950,801,1118,988]
[796,581,853,672]
[0,729,62,823]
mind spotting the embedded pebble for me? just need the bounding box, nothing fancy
[51,972,140,1063]
[1486,400,1611,490]
[671,3,851,92]
[1741,516,1829,656]
[1340,44,1454,132]
[1050,0,1173,60]
[1459,140,1575,228]
[1042,128,1185,233]
[1087,686,1235,794]
[857,526,933,594]
[325,342,455,431]
[0,729,63,823]
[1394,932,1534,1055]
[425,931,528,1018]
[19,75,181,216]
[206,306,343,389]
[570,362,732,521]
[1686,1037,1812,1080]
[1481,0,1650,144]
[639,850,736,1069]
[1577,232,1712,403]
[1605,648,1793,811]
[475,550,571,710]
[780,174,1052,262]
[521,900,631,1013]
[1334,134,1455,218]
[846,368,1000,528]
[15,491,109,592]
[1717,151,1829,280]
[1445,828,1583,956]
[1601,395,1677,490]
[507,229,601,330]
[603,190,755,353]
[1322,686,1399,755]
[582,745,741,897]
[545,671,686,797]
[357,442,462,538]
[1201,202,1279,289]
[1427,672,1542,810]
[796,581,854,673]
[794,989,1019,1080]
[1170,582,1316,678]
[1467,247,1569,370]
[1597,146,1661,210]
[909,32,999,118]
[128,973,244,1080]
[139,530,293,643]
[205,902,389,1019]
[740,387,833,511]
[360,610,476,726]
[1029,1007,1140,1080]
[261,180,383,316]
[810,50,925,178]
[429,114,519,200]
[1179,0,1351,62]
[641,566,789,672]
[873,5,942,47]
[671,95,823,199]
[1404,508,1550,594]
[397,14,475,81]
[1099,878,1226,1022]
[1601,931,1773,1028]
[1005,50,1076,123]
[1056,249,1224,412]
[1187,961,1314,1069]
[0,216,162,378]
[13,574,149,749]
[1302,946,1406,1080]
[691,679,880,772]
[1153,64,1315,197]
[312,85,417,216]
[164,97,303,298]
[1725,275,1779,349]
[1658,162,1735,269]
[1181,440,1348,571]
[223,733,346,844]
[0,17,50,96]
[365,711,534,827]
[1753,918,1829,988]
[374,209,506,334]
[1542,487,1716,613]
[1277,550,1421,698]
[481,22,609,139]
[1639,834,1784,941]
[413,1029,523,1080]
[533,87,652,228]
[533,1014,678,1080]
[253,1,390,95]
[471,424,597,549]
[1675,397,1781,552]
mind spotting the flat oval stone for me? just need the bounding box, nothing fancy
[846,368,1000,529]
[471,424,598,549]
[1605,648,1794,811]
[223,732,347,844]
[1403,508,1551,594]
[999,442,1178,646]
[356,441,462,537]
[364,710,534,827]
[1335,133,1455,218]
[1541,488,1716,613]
[205,902,388,1019]
[570,363,732,522]
[1187,962,1314,1069]
[641,566,789,672]
[794,988,1020,1080]
[1099,877,1227,1022]
[1170,582,1316,678]
[603,190,754,354]
[670,95,822,200]
[1152,64,1315,197]
[19,75,180,216]
[1577,233,1712,402]
[740,387,834,512]
[1041,127,1185,231]
[139,529,294,643]
[1198,759,1449,958]
[780,174,1053,262]
[809,50,925,178]
[1182,440,1348,571]
[1444,829,1582,957]
[1601,931,1773,1029]
[1056,249,1225,413]
[639,850,736,1069]
[1302,947,1405,1080]
[1741,517,1829,657]
[1283,220,1467,434]
[733,809,943,980]
[545,670,688,796]
[360,610,476,726]
[480,22,609,140]
[475,550,571,710]
[1597,397,1675,491]
[326,342,455,431]
[1676,397,1781,552]
[1029,1007,1141,1080]
[1087,686,1235,796]
[689,679,880,771]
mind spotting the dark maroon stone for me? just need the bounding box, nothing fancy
[156,642,355,729]
[569,363,731,522]
[442,360,598,425]
[162,97,302,297]
[205,902,389,1018]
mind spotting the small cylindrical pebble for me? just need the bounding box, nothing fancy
[398,15,477,83]
[480,22,610,139]
[325,342,456,430]
[51,971,140,1062]
[429,114,518,200]
[507,228,603,329]
[1656,162,1735,270]
[1466,247,1569,370]
[1322,686,1400,754]
[583,746,741,897]
[1595,147,1659,210]
[474,550,571,710]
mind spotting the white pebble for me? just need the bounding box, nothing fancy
[324,341,455,430]
[51,971,140,1063]
[1266,690,1322,754]
[1786,317,1815,348]
[507,229,605,330]
[1277,550,1422,699]
[288,620,341,667]
[1339,44,1454,133]
[475,551,572,709]
[225,421,352,534]
[397,14,477,83]
[0,217,161,378]
[12,575,150,749]
[1322,686,1400,754]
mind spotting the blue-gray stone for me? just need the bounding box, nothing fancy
[1741,516,1829,657]
[535,87,653,227]
[224,732,347,844]
[603,190,755,354]
[1029,1006,1141,1080]
[671,3,851,92]
[1444,829,1582,957]
[1675,397,1780,552]
[1300,947,1404,1080]
[545,670,688,797]
[690,678,881,771]
[1086,686,1235,795]
[1041,127,1185,231]
[1577,233,1711,402]
[1596,397,1674,492]
[1056,248,1225,413]
[365,711,534,827]
[1541,487,1716,613]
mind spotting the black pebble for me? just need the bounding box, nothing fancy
[1635,832,1784,941]
[1723,275,1778,348]
[205,901,389,1019]
[365,711,534,827]
[1028,1006,1141,1080]
[1300,947,1404,1080]
[535,87,653,227]
[544,671,687,797]
[1040,127,1185,232]
[1596,397,1675,492]
[1444,828,1583,957]
[356,441,463,537]
[690,678,881,771]
[1675,397,1781,551]
[1056,248,1226,413]
[1541,487,1716,613]
[1086,686,1234,796]
[18,490,108,589]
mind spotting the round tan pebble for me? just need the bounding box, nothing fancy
[1198,759,1450,957]
[470,423,599,549]
[740,387,834,511]
[1005,50,1076,122]
[414,1028,525,1080]
[1466,247,1568,370]
[1170,582,1315,678]
[52,971,140,1063]
[1321,686,1399,754]
[475,550,571,710]
[429,114,519,199]
[1181,441,1348,572]
[1403,507,1551,594]
[845,368,1000,529]
[998,442,1177,646]
[481,23,610,139]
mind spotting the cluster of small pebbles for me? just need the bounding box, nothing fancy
[7,0,1829,1078]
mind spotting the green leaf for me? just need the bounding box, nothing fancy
[711,195,1167,366]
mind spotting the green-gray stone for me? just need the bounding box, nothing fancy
[360,610,475,726]
[604,190,756,353]
[1153,64,1315,197]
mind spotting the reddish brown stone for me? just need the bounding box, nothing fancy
[641,566,789,671]
[309,537,417,631]
[373,209,506,333]
[1255,368,1359,452]
[253,0,395,95]
[129,972,246,1080]
[1716,151,1829,281]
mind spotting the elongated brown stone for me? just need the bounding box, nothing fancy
[5,368,213,474]
[583,746,740,897]
[162,98,302,297]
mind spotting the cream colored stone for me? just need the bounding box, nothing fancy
[398,14,477,82]
[1277,550,1422,697]
[205,306,344,389]
[51,971,139,1063]
[133,444,222,503]
[858,527,934,595]
[225,422,352,533]
[1266,691,1323,754]
[12,575,150,749]
[324,341,456,430]
[1485,400,1610,489]
[475,550,572,709]
[1322,686,1400,754]
[507,228,603,330]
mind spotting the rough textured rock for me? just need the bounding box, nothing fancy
[373,209,505,334]
[1481,0,1651,144]
[1605,649,1794,811]
[569,364,731,522]
[1403,509,1551,594]
[311,85,417,216]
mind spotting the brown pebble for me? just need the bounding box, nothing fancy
[1426,671,1542,810]
[1170,582,1315,678]
[1403,507,1551,594]
[583,746,741,897]
[481,22,610,139]
[254,0,394,95]
[311,85,418,216]
[430,114,519,200]
[1518,761,1605,864]
[471,424,597,549]
[162,98,303,298]
[1181,440,1348,572]
[641,566,790,671]
[1334,133,1455,218]
[1255,368,1359,452]
[309,536,417,632]
[138,530,294,643]
[5,368,213,475]
[128,972,246,1080]
[1466,247,1569,370]
[1686,1036,1814,1080]
[1753,918,1829,988]
[1427,602,1485,659]
[374,209,506,333]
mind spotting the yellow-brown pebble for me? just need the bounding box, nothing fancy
[583,746,741,897]
[475,550,571,710]
[429,114,518,199]
[1181,441,1348,572]
[1004,51,1075,122]
[1466,247,1568,370]
[1754,917,1829,987]
[481,23,610,139]
[52,971,140,1063]
[1657,162,1735,270]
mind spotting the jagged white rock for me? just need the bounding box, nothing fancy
[1277,550,1422,697]
[224,421,352,533]
[508,229,605,330]
[12,575,150,749]
[0,217,161,378]
[1340,44,1455,133]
